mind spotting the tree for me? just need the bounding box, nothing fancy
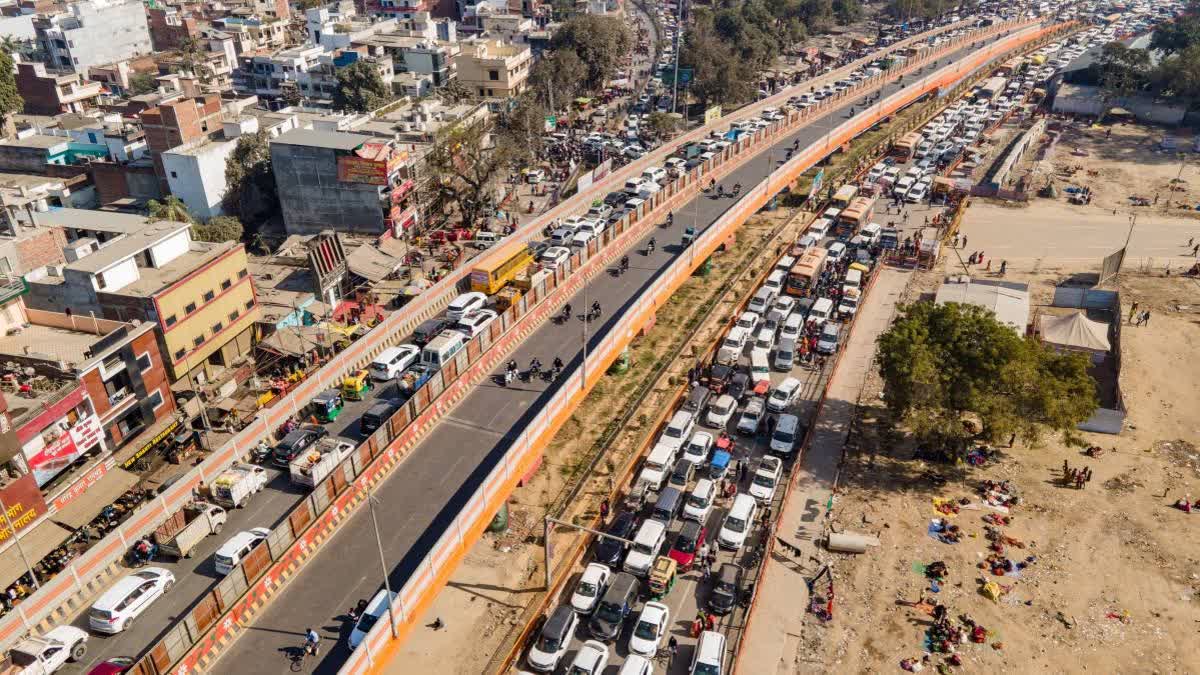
[424,120,516,230]
[147,196,194,224]
[876,302,1098,453]
[223,129,278,226]
[129,72,159,95]
[646,111,680,139]
[1095,42,1151,120]
[496,93,547,163]
[681,14,756,108]
[832,0,862,24]
[528,49,587,111]
[192,216,244,242]
[176,37,213,84]
[333,61,391,113]
[1150,16,1200,56]
[440,78,471,104]
[0,47,23,131]
[550,15,634,92]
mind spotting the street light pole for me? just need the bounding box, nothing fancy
[366,485,398,639]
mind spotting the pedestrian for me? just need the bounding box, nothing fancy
[1128,301,1139,323]
[1075,473,1085,489]
[701,562,711,581]
[739,461,748,484]
[707,550,717,568]
[762,505,772,524]
[599,498,609,522]
[1142,310,1151,326]
[1155,193,1159,205]
[1193,243,1199,256]
[985,259,991,271]
[699,540,709,562]
[961,235,968,249]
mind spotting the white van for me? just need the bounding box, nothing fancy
[749,348,770,385]
[691,631,727,675]
[660,410,696,451]
[213,527,270,576]
[717,493,757,550]
[446,292,486,321]
[625,197,646,211]
[807,297,834,326]
[770,413,801,454]
[624,519,667,576]
[763,269,786,295]
[637,441,677,492]
[774,255,796,274]
[420,331,467,370]
[642,167,667,184]
[780,312,804,342]
[369,344,419,381]
[716,326,749,365]
[808,217,833,239]
[843,268,863,290]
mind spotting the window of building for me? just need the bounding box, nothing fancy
[185,302,197,314]
[174,348,186,360]
[487,89,494,97]
[228,309,239,322]
[212,321,222,334]
[245,299,255,310]
[170,171,178,178]
[221,278,232,290]
[203,290,215,302]
[96,273,107,289]
[136,352,152,372]
[488,69,499,81]
[164,314,177,327]
[193,335,204,347]
[148,390,165,411]
[238,269,249,279]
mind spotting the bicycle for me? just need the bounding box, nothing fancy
[654,645,675,669]
[290,644,319,671]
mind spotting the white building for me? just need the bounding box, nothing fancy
[33,0,152,73]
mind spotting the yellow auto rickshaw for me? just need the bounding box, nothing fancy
[648,556,677,600]
[341,369,373,401]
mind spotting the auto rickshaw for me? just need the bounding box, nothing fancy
[309,389,345,422]
[648,556,677,600]
[682,226,697,246]
[341,370,373,401]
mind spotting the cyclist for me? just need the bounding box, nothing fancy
[648,236,657,254]
[304,628,320,656]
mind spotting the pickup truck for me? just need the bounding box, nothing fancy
[0,626,87,675]
[155,501,226,558]
[211,463,268,509]
[289,438,356,488]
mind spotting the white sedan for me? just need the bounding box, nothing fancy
[683,431,713,465]
[706,394,736,428]
[540,246,571,270]
[749,455,782,503]
[628,601,670,657]
[570,563,610,614]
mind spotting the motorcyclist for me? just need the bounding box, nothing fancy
[349,598,368,621]
[718,184,725,197]
[667,211,674,225]
[553,357,564,371]
[563,303,572,319]
[304,628,321,656]
[648,237,656,253]
[507,359,518,374]
[529,358,542,376]
[620,255,629,271]
[591,300,601,316]
[734,183,742,193]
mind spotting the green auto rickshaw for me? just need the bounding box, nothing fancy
[310,389,344,422]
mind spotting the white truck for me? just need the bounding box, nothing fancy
[211,463,268,508]
[1,626,88,675]
[154,502,227,559]
[288,438,356,488]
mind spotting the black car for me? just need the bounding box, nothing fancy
[668,458,696,491]
[604,191,628,207]
[594,511,637,566]
[709,563,742,616]
[728,371,750,402]
[272,426,329,467]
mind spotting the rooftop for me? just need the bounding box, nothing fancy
[4,375,80,432]
[0,324,99,366]
[112,240,238,297]
[18,207,150,236]
[66,220,192,275]
[272,127,371,151]
[935,278,1031,332]
[2,134,69,150]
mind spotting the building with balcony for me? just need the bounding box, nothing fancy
[454,37,530,106]
[270,128,416,235]
[353,32,458,86]
[23,212,261,382]
[14,62,104,116]
[212,15,289,55]
[145,5,203,52]
[232,46,393,106]
[33,0,152,73]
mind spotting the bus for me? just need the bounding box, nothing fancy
[837,196,876,235]
[786,247,827,296]
[831,185,858,209]
[469,240,534,295]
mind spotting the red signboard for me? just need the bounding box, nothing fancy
[50,456,114,512]
[0,473,48,545]
[25,413,103,488]
[15,385,85,445]
[337,156,388,185]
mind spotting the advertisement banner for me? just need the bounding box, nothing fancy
[704,105,723,125]
[808,168,825,200]
[593,158,612,183]
[337,156,388,185]
[0,474,48,545]
[25,415,103,488]
[576,168,596,193]
[51,456,115,512]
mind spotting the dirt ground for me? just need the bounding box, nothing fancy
[792,247,1200,673]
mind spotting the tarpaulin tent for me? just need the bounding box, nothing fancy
[1040,311,1111,354]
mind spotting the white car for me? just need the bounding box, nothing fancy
[454,309,498,338]
[736,396,766,435]
[683,478,716,522]
[906,183,929,203]
[349,588,398,648]
[683,431,713,465]
[749,456,783,503]
[89,568,175,633]
[628,601,671,657]
[623,519,667,577]
[617,654,653,675]
[369,344,420,381]
[570,563,611,614]
[706,394,736,428]
[446,291,486,320]
[735,311,760,333]
[826,241,847,262]
[214,527,271,576]
[766,377,802,413]
[540,246,571,270]
[569,640,610,675]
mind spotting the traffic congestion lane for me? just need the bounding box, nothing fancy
[210,34,1021,673]
[61,373,419,673]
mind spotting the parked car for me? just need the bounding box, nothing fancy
[540,246,571,270]
[817,322,842,355]
[568,640,610,675]
[446,292,486,320]
[668,520,706,570]
[749,456,783,503]
[594,512,636,567]
[527,605,578,671]
[348,589,398,649]
[628,602,671,657]
[736,396,766,435]
[213,527,270,576]
[570,563,611,614]
[682,432,713,465]
[705,395,736,428]
[766,377,802,413]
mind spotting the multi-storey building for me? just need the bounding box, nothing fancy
[14,62,104,116]
[454,37,530,106]
[33,0,152,73]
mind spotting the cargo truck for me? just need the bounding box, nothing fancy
[211,463,268,508]
[289,438,356,488]
[154,502,226,558]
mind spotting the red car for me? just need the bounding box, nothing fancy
[668,520,706,571]
[89,657,134,675]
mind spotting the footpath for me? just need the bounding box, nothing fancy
[736,267,910,674]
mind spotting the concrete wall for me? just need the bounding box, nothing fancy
[1051,84,1187,126]
[270,141,387,235]
[59,0,152,73]
[162,141,237,220]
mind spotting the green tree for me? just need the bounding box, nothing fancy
[681,12,757,108]
[223,129,278,226]
[876,302,1098,453]
[147,195,194,224]
[528,49,587,111]
[0,47,24,129]
[646,111,681,139]
[424,120,516,230]
[176,37,213,84]
[129,72,159,95]
[1095,42,1151,120]
[191,216,244,242]
[497,92,547,163]
[1150,16,1200,56]
[550,15,634,92]
[832,0,862,24]
[333,61,391,113]
[440,78,471,103]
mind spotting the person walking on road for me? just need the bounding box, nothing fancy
[599,498,609,522]
[1128,301,1139,324]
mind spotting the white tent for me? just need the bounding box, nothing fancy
[1040,312,1111,353]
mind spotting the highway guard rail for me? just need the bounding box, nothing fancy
[339,17,1067,675]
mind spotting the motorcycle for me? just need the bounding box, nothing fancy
[503,369,515,387]
[252,439,273,463]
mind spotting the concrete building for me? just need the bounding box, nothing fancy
[145,4,203,52]
[270,128,413,235]
[33,0,152,73]
[212,15,289,55]
[353,32,458,86]
[139,93,224,192]
[14,62,104,116]
[454,37,530,106]
[232,46,393,106]
[24,213,261,382]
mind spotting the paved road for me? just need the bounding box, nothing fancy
[735,267,909,675]
[212,34,1023,674]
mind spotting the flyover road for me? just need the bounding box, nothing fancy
[60,25,1005,674]
[213,31,1025,674]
